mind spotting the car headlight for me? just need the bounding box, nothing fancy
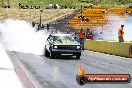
[54,45,58,49]
[77,46,80,49]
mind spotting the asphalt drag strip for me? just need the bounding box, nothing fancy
[7,51,132,88]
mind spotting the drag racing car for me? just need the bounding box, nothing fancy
[44,33,82,59]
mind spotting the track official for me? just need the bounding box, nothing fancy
[78,28,85,50]
[118,25,124,42]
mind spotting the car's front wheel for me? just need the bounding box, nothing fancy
[49,51,54,59]
[76,53,81,59]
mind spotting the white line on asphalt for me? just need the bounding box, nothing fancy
[16,58,41,88]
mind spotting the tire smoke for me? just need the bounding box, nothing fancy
[0,19,50,55]
[93,14,128,41]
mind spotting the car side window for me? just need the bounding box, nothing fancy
[53,36,59,41]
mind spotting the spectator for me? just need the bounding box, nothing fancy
[102,10,106,13]
[92,31,98,40]
[54,4,57,9]
[74,31,78,40]
[84,5,87,8]
[126,10,128,14]
[21,5,24,9]
[46,4,53,9]
[19,3,21,9]
[25,5,29,9]
[30,5,33,9]
[73,6,75,9]
[64,5,67,9]
[70,6,72,9]
[38,6,40,9]
[81,5,83,9]
[66,29,70,34]
[32,21,35,27]
[89,4,93,9]
[86,28,90,34]
[70,32,74,40]
[47,23,50,31]
[85,18,89,22]
[19,3,21,6]
[35,6,39,9]
[78,15,84,22]
[33,6,36,9]
[86,31,93,40]
[41,24,44,29]
[81,15,85,22]
[61,5,64,9]
[37,24,41,31]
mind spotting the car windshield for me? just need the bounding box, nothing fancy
[53,35,74,41]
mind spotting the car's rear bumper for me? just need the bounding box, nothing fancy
[52,49,81,54]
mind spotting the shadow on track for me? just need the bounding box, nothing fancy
[42,55,80,60]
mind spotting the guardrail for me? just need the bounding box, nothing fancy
[84,39,132,58]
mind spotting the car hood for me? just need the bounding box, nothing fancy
[54,39,80,45]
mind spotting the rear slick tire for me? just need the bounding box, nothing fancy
[44,48,48,57]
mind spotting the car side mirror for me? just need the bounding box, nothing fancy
[48,37,53,42]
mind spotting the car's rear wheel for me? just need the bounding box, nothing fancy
[44,47,48,57]
[76,53,81,59]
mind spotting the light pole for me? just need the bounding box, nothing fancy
[39,9,43,29]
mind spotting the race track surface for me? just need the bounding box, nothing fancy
[8,51,132,88]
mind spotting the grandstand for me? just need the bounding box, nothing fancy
[66,7,132,30]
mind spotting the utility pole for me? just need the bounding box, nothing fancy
[38,9,43,30]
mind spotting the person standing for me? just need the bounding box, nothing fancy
[118,25,124,42]
[47,23,50,31]
[37,24,41,31]
[41,24,44,29]
[66,29,70,34]
[74,31,78,40]
[78,28,85,50]
[32,21,35,27]
[86,31,93,40]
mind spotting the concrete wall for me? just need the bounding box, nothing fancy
[84,39,132,58]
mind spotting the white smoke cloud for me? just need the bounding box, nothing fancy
[0,19,50,55]
[93,14,128,41]
[124,16,132,41]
